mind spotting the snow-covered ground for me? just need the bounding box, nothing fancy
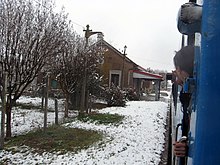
[0,96,168,165]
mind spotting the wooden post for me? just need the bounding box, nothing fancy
[41,84,44,112]
[55,98,58,125]
[43,75,49,131]
[155,80,160,101]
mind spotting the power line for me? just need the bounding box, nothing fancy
[32,0,85,30]
[71,21,85,29]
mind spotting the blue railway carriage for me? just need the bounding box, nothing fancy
[171,0,220,165]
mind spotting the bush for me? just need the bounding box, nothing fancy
[125,88,139,101]
[104,86,126,107]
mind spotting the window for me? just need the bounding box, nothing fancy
[111,74,119,86]
[51,79,58,89]
[109,70,121,87]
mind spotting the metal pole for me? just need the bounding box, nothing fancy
[80,25,103,115]
[121,45,127,89]
[181,35,185,48]
[80,25,90,115]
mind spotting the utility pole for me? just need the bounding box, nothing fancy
[80,25,103,115]
[121,45,127,89]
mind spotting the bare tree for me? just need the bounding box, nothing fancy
[50,35,84,117]
[0,0,64,138]
[49,32,104,116]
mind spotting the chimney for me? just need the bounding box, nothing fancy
[97,33,104,41]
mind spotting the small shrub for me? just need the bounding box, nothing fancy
[125,88,139,101]
[104,86,126,107]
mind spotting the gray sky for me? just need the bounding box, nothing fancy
[55,0,188,72]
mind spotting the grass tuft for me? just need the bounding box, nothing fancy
[77,112,124,125]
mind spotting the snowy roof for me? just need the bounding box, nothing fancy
[132,70,163,80]
[95,39,163,81]
[95,39,138,66]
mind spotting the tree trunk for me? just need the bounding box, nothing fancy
[0,73,7,149]
[6,103,12,138]
[64,93,69,118]
[86,90,90,114]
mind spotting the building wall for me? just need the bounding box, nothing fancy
[100,45,135,88]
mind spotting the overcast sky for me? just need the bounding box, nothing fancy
[55,0,189,72]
